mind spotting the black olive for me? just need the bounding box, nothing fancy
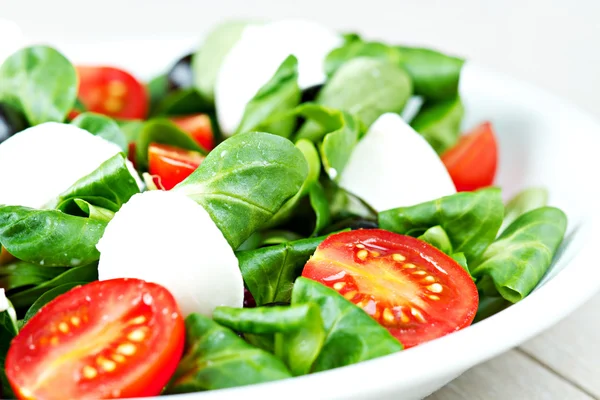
[322,217,379,234]
[0,102,28,144]
[167,53,194,91]
[243,287,256,308]
[300,84,323,103]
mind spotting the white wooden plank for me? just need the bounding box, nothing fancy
[426,349,593,400]
[520,291,600,398]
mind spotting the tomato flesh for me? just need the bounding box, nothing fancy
[6,278,185,399]
[76,66,148,120]
[441,122,498,192]
[148,143,204,190]
[302,229,478,348]
[170,114,215,151]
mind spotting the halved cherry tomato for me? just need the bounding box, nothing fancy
[76,66,149,120]
[302,229,478,348]
[127,142,137,170]
[170,114,215,151]
[148,143,204,190]
[5,278,185,399]
[441,122,498,192]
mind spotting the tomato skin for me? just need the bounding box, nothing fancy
[441,122,498,192]
[170,114,215,151]
[76,66,149,120]
[5,278,185,400]
[302,229,478,348]
[148,143,204,190]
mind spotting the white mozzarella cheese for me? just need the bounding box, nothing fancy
[215,19,343,135]
[339,113,456,212]
[0,289,8,313]
[0,122,142,208]
[96,190,244,317]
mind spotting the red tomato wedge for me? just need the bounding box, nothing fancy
[170,114,215,151]
[148,143,204,190]
[5,279,185,400]
[441,122,498,192]
[76,66,149,120]
[302,229,478,348]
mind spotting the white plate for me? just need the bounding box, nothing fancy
[57,39,600,400]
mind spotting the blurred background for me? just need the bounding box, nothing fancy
[3,0,600,119]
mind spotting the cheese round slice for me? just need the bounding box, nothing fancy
[215,19,342,135]
[97,190,244,317]
[339,113,456,212]
[0,122,141,208]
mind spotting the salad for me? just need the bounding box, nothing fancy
[0,19,567,399]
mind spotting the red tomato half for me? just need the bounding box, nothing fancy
[170,114,215,151]
[76,66,149,120]
[6,279,185,400]
[148,143,204,190]
[441,122,498,192]
[302,229,478,348]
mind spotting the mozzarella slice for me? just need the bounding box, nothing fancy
[0,288,8,312]
[97,190,244,317]
[339,113,456,211]
[0,122,142,208]
[215,19,343,135]
[0,19,25,66]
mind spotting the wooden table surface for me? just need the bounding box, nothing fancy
[428,292,600,399]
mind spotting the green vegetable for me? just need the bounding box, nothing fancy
[0,298,18,399]
[135,118,207,170]
[8,263,97,311]
[117,120,145,143]
[411,96,464,153]
[72,200,115,222]
[397,46,464,101]
[325,40,401,77]
[23,283,82,324]
[292,277,403,372]
[418,225,453,254]
[146,73,169,112]
[237,235,327,305]
[237,230,304,251]
[293,104,363,180]
[474,296,511,322]
[0,46,77,125]
[0,262,69,292]
[236,55,301,137]
[471,207,567,303]
[71,112,128,151]
[263,139,321,228]
[213,305,314,333]
[175,132,308,249]
[192,21,250,102]
[450,252,472,278]
[379,187,504,264]
[299,58,411,135]
[164,313,291,394]
[214,304,326,376]
[324,178,377,222]
[308,182,331,236]
[151,88,211,117]
[502,187,548,232]
[0,206,106,267]
[48,153,139,215]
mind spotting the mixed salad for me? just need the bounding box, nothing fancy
[0,19,567,399]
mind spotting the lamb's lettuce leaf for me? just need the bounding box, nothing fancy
[472,207,567,303]
[175,132,308,249]
[379,188,504,264]
[71,112,128,151]
[237,235,327,306]
[164,313,291,394]
[0,206,106,267]
[236,55,301,137]
[0,46,77,125]
[501,187,548,232]
[410,96,464,154]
